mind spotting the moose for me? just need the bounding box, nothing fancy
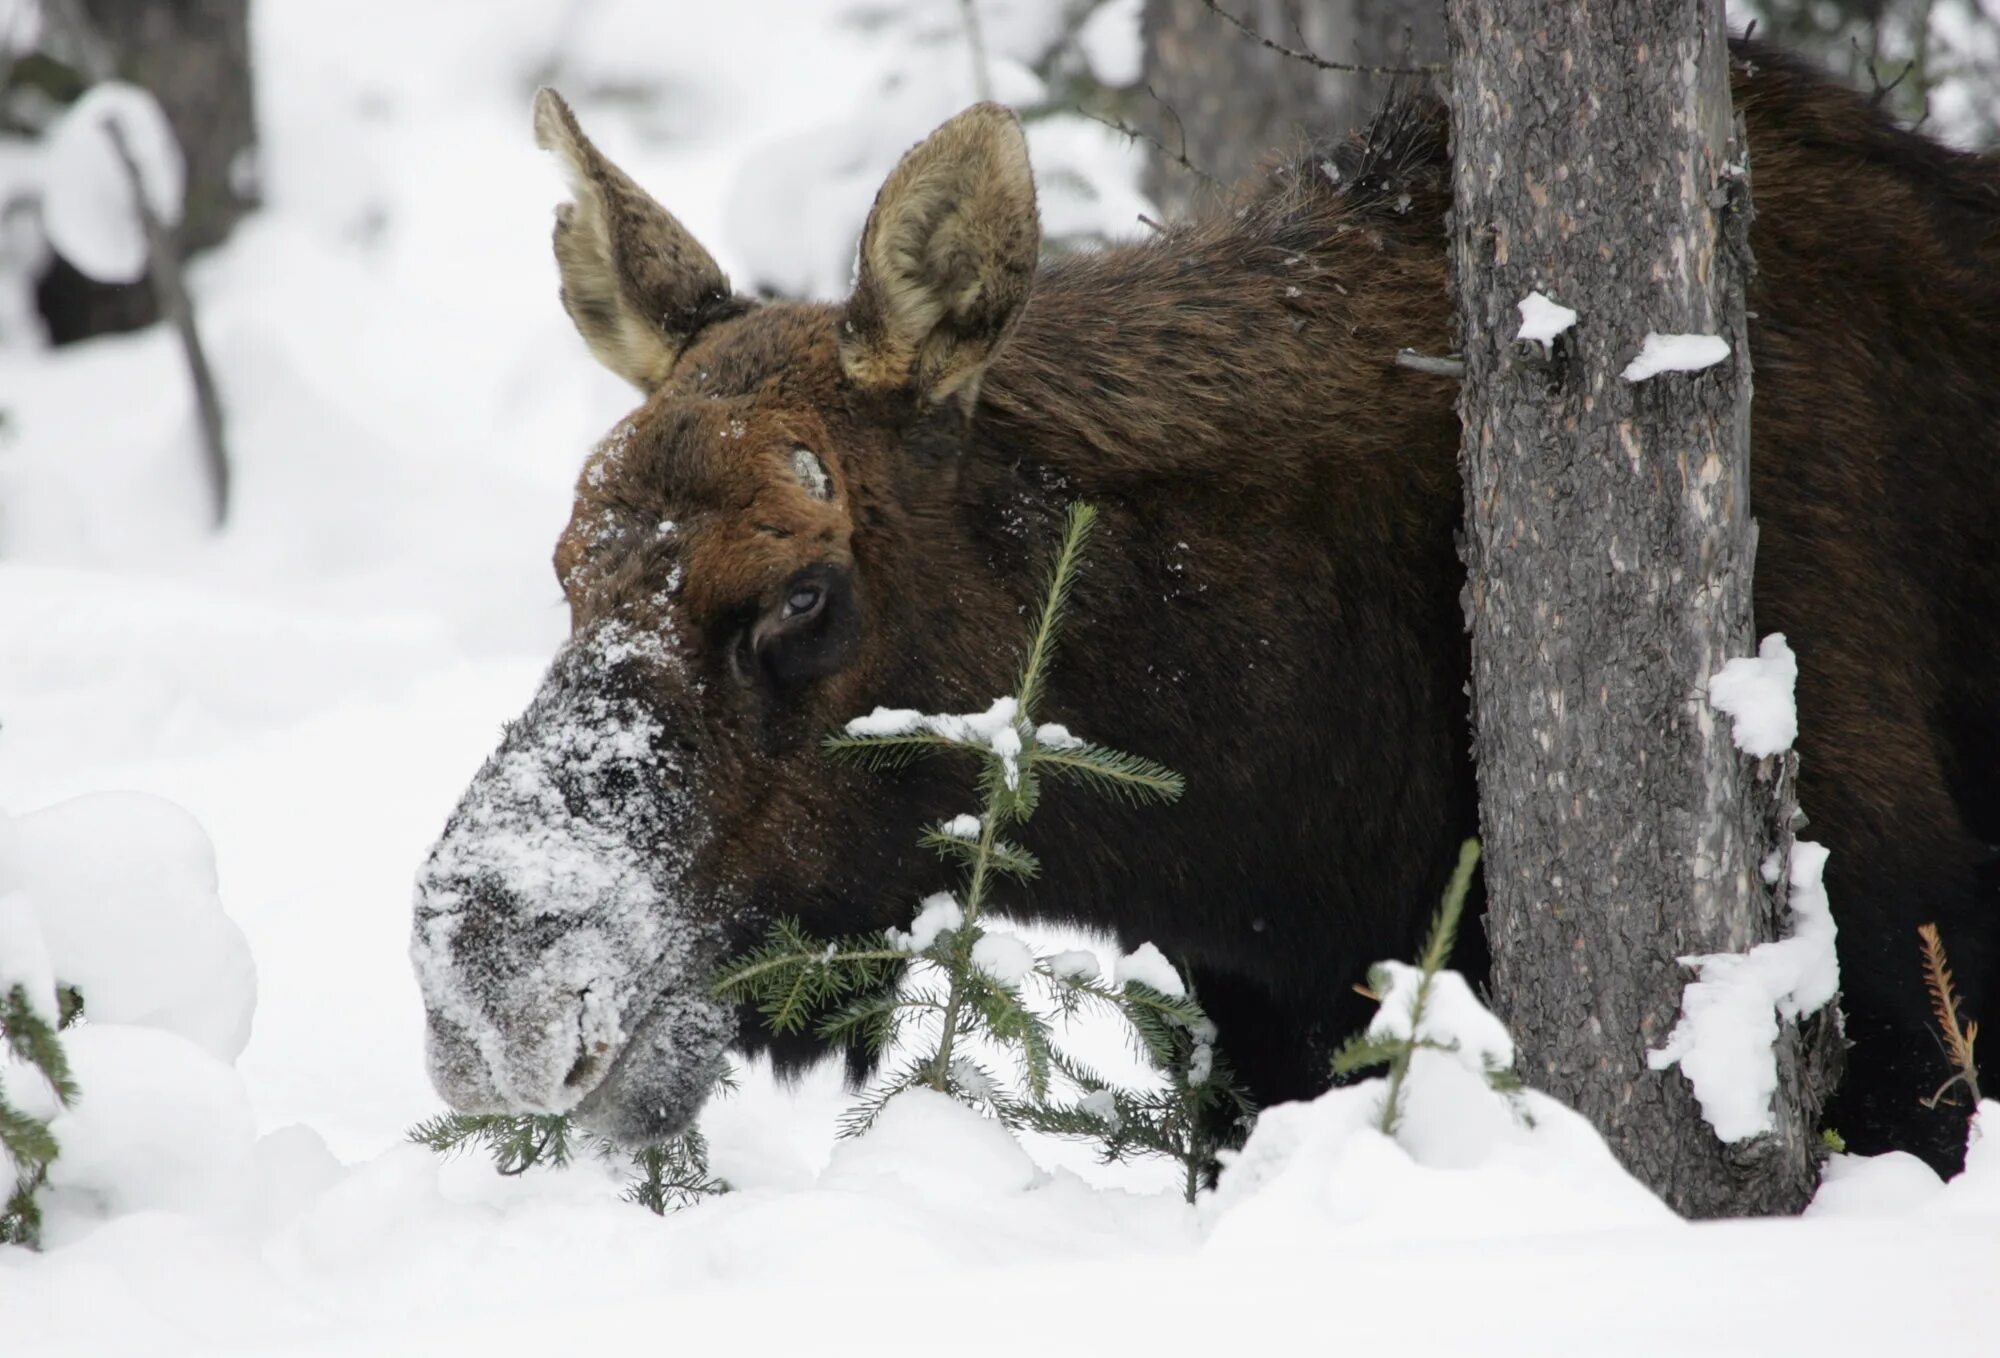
[413,42,1997,1182]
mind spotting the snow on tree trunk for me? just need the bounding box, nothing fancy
[1140,0,1444,217]
[1446,3,1836,1217]
[34,0,258,345]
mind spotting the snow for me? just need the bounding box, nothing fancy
[1621,331,1731,381]
[7,793,255,1061]
[940,814,982,840]
[1515,290,1576,350]
[40,1025,258,1228]
[844,706,924,737]
[970,930,1037,987]
[1045,949,1101,982]
[410,619,732,1131]
[0,2,1993,1351]
[1647,841,1840,1141]
[39,81,185,284]
[888,892,964,954]
[1710,632,1799,757]
[1076,0,1143,87]
[1366,961,1516,1076]
[847,695,1030,789]
[0,883,57,1024]
[1034,721,1083,750]
[1113,941,1186,997]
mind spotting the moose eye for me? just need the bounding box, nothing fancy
[747,567,858,689]
[790,447,832,501]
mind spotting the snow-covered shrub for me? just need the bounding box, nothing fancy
[0,792,257,1247]
[0,976,80,1247]
[1206,875,1680,1248]
[716,503,1249,1200]
[1329,839,1520,1137]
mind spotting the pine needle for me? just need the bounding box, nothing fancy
[1917,922,1982,1108]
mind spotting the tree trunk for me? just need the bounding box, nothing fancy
[1141,0,1443,216]
[1448,3,1830,1216]
[32,0,258,344]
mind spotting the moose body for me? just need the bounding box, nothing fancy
[414,43,1998,1178]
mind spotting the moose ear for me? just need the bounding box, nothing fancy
[533,88,737,393]
[841,103,1039,405]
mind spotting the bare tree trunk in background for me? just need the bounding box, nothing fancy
[33,0,258,343]
[1449,1,1836,1216]
[1141,0,1443,215]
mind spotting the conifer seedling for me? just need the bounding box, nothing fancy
[715,503,1252,1198]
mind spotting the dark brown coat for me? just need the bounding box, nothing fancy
[414,43,1997,1174]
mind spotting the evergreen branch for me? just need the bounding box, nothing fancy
[1418,839,1482,976]
[1353,839,1483,1135]
[709,918,906,1034]
[3,986,78,1107]
[837,1060,930,1139]
[1031,743,1185,805]
[1330,1032,1406,1077]
[622,1127,728,1214]
[1014,502,1096,720]
[407,1111,580,1175]
[815,986,909,1054]
[2,982,82,1247]
[0,1098,61,1167]
[1918,922,1983,1108]
[920,827,1041,880]
[820,731,965,770]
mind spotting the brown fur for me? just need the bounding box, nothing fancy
[842,103,1040,403]
[533,88,746,391]
[477,41,1997,1172]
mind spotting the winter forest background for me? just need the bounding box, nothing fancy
[2,1,1999,1353]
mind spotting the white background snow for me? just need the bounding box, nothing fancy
[1,2,1996,1353]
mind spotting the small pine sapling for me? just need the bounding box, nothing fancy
[2,983,83,1248]
[408,1073,731,1215]
[715,503,1249,1190]
[1331,840,1520,1135]
[1916,922,1982,1110]
[1018,979,1256,1203]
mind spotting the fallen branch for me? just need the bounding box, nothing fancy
[1395,349,1465,378]
[104,114,230,527]
[47,0,230,527]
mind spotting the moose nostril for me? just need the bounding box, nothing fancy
[564,1043,608,1091]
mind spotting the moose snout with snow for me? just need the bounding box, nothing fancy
[414,45,1998,1175]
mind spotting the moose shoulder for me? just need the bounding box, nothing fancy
[412,43,1999,1174]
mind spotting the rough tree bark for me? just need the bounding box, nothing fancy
[1448,3,1833,1215]
[1141,0,1443,216]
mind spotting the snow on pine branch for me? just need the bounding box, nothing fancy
[1621,332,1730,382]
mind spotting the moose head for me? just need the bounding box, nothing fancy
[411,92,1052,1142]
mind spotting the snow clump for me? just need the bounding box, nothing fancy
[1710,632,1799,756]
[1515,291,1577,350]
[888,893,964,953]
[1114,942,1185,997]
[1621,332,1731,381]
[40,81,185,284]
[1647,840,1840,1141]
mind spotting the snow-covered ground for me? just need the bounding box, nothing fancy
[2,3,1996,1352]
